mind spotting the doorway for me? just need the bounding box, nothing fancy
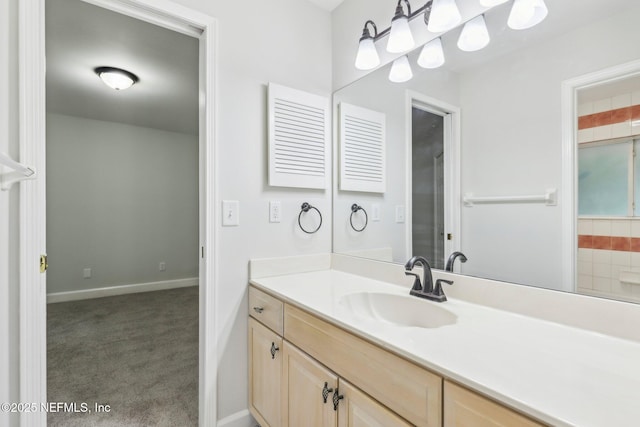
[18,0,217,425]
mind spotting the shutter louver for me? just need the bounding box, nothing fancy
[340,102,386,193]
[268,83,329,189]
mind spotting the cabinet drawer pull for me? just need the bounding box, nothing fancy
[253,306,264,314]
[322,382,334,403]
[332,388,344,411]
[270,342,279,359]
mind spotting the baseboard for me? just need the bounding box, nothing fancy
[47,277,198,303]
[217,409,256,427]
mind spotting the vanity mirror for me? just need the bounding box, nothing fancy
[332,0,640,304]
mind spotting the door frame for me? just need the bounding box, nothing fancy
[18,1,218,425]
[405,90,461,269]
[560,58,640,292]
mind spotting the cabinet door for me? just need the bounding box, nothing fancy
[248,318,283,427]
[337,379,412,427]
[444,381,544,427]
[282,342,338,427]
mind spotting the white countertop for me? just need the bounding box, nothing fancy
[250,269,640,427]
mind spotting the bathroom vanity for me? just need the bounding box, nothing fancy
[246,254,640,426]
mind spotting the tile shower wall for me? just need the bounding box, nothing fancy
[578,92,640,143]
[578,218,640,303]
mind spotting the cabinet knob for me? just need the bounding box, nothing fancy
[253,306,264,314]
[322,382,334,403]
[270,342,279,359]
[332,388,344,411]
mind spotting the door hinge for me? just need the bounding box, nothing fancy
[40,254,48,273]
[201,246,204,258]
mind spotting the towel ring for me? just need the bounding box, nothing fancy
[350,204,368,232]
[298,202,322,234]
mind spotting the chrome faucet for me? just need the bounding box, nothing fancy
[405,255,453,303]
[445,251,467,272]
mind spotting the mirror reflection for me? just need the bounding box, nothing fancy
[332,0,640,304]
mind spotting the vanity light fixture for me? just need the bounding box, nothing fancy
[427,0,462,33]
[355,21,381,70]
[387,0,415,53]
[457,14,490,52]
[354,0,549,82]
[95,66,139,90]
[417,37,445,69]
[389,55,413,83]
[507,0,548,30]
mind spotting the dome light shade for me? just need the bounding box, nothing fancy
[417,37,445,69]
[95,66,139,90]
[457,15,490,52]
[389,55,413,83]
[507,0,548,30]
[427,0,462,33]
[387,2,415,53]
[479,0,508,7]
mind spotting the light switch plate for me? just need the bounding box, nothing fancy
[395,205,405,223]
[269,201,282,223]
[371,203,381,221]
[222,200,240,226]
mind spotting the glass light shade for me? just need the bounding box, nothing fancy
[388,55,413,83]
[457,15,490,52]
[387,16,415,53]
[98,70,136,90]
[355,38,380,70]
[417,38,445,69]
[427,0,462,33]
[507,0,548,30]
[479,0,508,7]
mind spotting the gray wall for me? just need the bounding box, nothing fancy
[46,113,199,293]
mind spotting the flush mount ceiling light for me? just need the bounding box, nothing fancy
[94,66,139,90]
[355,20,381,70]
[354,0,549,82]
[457,14,490,52]
[387,0,415,54]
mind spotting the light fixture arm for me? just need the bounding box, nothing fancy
[370,0,433,42]
[360,20,378,41]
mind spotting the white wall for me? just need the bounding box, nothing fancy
[333,64,459,263]
[46,113,199,293]
[458,5,640,289]
[1,0,332,425]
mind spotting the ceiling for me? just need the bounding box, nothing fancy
[46,0,199,135]
[307,0,346,11]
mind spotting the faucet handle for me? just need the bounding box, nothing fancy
[405,271,422,292]
[433,279,454,298]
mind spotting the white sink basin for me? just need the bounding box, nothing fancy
[338,292,457,329]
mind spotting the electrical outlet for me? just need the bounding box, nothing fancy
[371,203,381,221]
[269,201,282,223]
[83,268,92,279]
[222,200,240,226]
[159,262,166,271]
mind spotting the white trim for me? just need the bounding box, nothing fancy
[20,1,218,426]
[404,91,461,267]
[217,409,255,427]
[46,277,198,304]
[561,59,640,293]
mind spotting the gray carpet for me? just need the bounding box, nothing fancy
[47,286,199,426]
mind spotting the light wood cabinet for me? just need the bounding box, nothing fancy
[444,381,545,427]
[248,317,282,427]
[282,341,338,427]
[249,285,546,427]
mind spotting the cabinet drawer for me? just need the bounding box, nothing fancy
[444,381,545,427]
[285,304,442,427]
[249,286,284,335]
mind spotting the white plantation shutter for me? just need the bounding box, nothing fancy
[339,102,386,193]
[268,83,330,189]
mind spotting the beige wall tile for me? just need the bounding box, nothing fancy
[593,219,612,236]
[578,102,594,116]
[578,128,594,143]
[577,274,593,290]
[593,98,612,113]
[578,261,592,275]
[612,121,632,138]
[578,248,593,262]
[611,250,631,266]
[593,277,612,293]
[612,93,632,109]
[593,249,612,264]
[593,262,611,278]
[611,219,631,237]
[593,124,613,141]
[578,219,593,235]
